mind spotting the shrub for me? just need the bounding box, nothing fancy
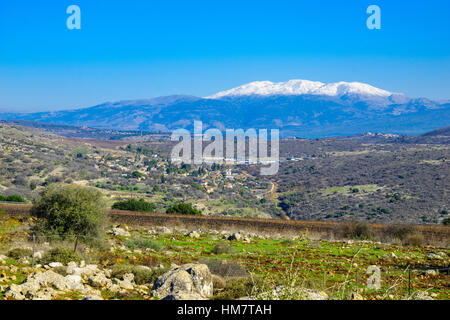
[7,248,33,259]
[339,221,373,240]
[32,184,106,247]
[125,237,163,251]
[132,255,159,268]
[212,277,254,300]
[0,194,25,203]
[131,171,143,179]
[443,217,450,226]
[7,195,25,202]
[212,274,226,289]
[211,242,233,255]
[383,224,415,241]
[166,203,202,215]
[40,247,82,265]
[202,259,248,278]
[111,265,166,285]
[112,198,155,213]
[281,239,294,246]
[403,233,424,247]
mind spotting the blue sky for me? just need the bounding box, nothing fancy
[0,0,449,111]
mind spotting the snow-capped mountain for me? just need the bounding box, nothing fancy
[206,80,395,99]
[0,79,448,138]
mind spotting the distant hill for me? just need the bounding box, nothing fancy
[421,126,450,137]
[0,120,169,140]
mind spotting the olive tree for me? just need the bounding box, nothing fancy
[32,184,106,250]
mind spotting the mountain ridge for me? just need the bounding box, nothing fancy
[1,80,448,138]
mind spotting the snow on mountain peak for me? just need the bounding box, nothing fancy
[206,79,393,99]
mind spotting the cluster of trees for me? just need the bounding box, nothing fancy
[110,199,202,216]
[0,194,25,202]
[166,203,202,215]
[112,198,155,212]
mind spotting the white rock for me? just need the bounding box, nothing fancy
[187,231,200,239]
[228,233,242,241]
[82,295,104,300]
[33,251,43,259]
[49,262,63,268]
[154,226,172,234]
[426,253,443,260]
[65,275,84,290]
[151,264,213,300]
[123,273,134,282]
[88,273,112,288]
[414,291,433,300]
[425,269,438,276]
[108,227,131,237]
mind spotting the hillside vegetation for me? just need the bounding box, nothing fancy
[0,122,448,225]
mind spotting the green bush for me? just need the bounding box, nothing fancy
[166,203,202,215]
[32,184,106,244]
[211,242,233,255]
[6,195,25,203]
[40,247,82,265]
[202,259,248,278]
[111,265,166,285]
[112,198,155,212]
[212,277,255,300]
[0,194,25,202]
[131,171,143,179]
[7,248,33,259]
[443,217,450,226]
[125,237,163,251]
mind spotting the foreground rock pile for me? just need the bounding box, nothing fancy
[4,261,141,300]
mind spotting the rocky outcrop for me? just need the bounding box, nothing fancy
[151,264,213,300]
[3,261,140,300]
[4,270,99,300]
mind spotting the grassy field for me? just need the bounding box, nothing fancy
[0,211,448,300]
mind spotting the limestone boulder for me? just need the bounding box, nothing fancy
[151,264,213,300]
